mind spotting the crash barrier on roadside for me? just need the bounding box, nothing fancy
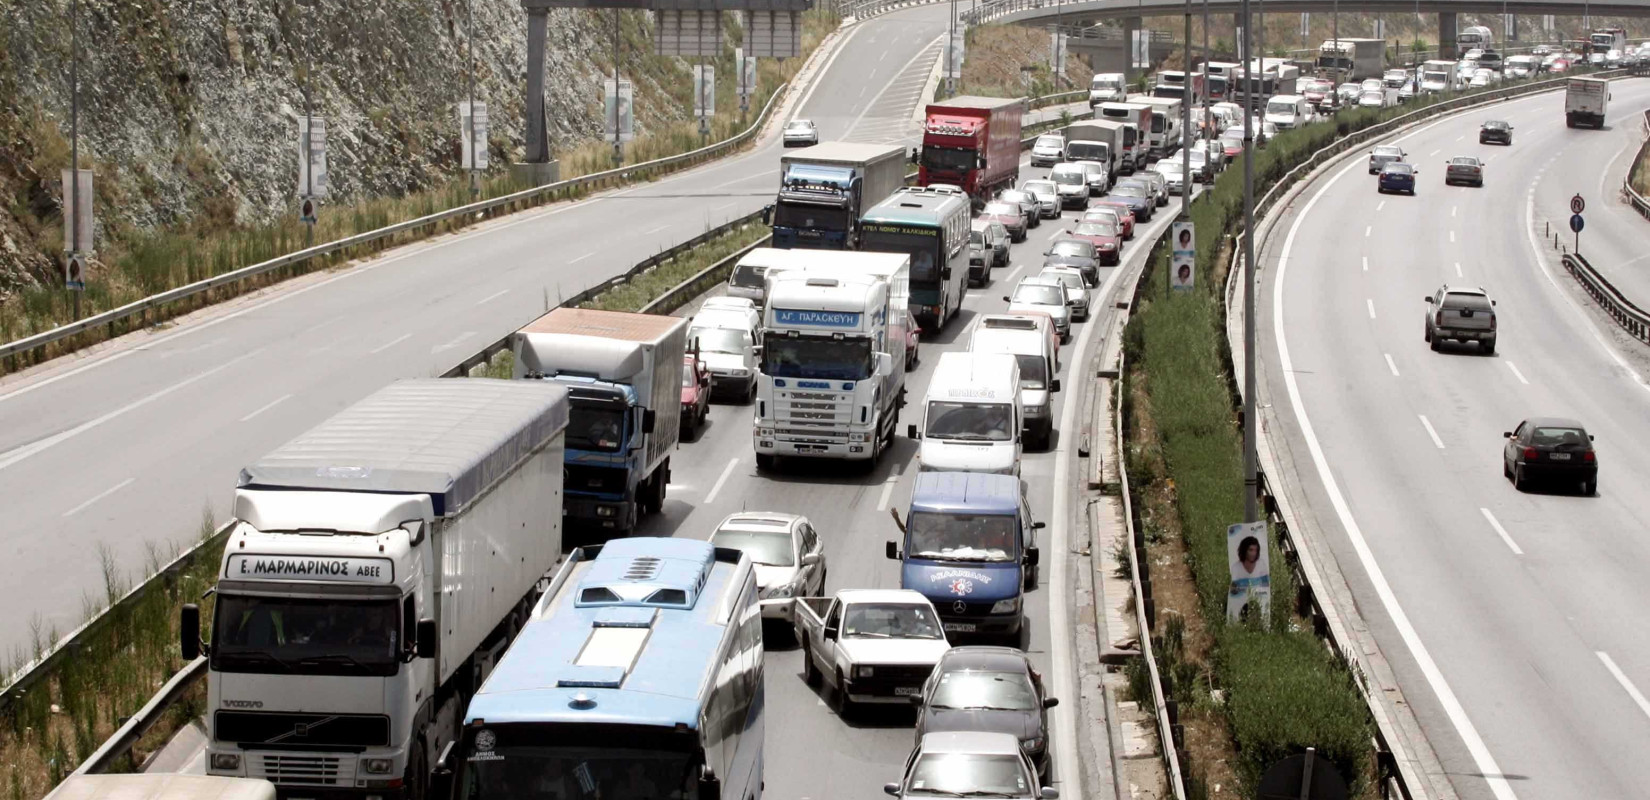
[1562,252,1650,344]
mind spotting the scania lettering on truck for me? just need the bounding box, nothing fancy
[909,351,1022,475]
[1565,77,1609,128]
[1316,38,1385,81]
[754,252,911,470]
[1088,72,1127,106]
[861,187,971,331]
[773,142,909,250]
[514,308,687,534]
[1134,97,1183,157]
[183,379,569,800]
[428,538,763,800]
[886,472,1043,642]
[918,96,1024,203]
[1097,103,1152,167]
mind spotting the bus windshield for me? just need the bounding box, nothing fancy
[862,226,942,283]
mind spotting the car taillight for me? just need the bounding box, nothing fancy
[1489,314,1497,331]
[1584,451,1596,462]
[1436,311,1445,327]
[1523,447,1538,460]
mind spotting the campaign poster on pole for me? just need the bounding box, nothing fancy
[297,116,328,199]
[1299,13,1309,38]
[693,65,715,119]
[604,78,635,143]
[458,101,490,171]
[1226,521,1271,622]
[1170,221,1196,292]
[948,30,966,79]
[61,168,94,257]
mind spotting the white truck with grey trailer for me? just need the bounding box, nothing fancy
[183,379,569,800]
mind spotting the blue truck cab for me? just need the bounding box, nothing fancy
[885,472,1042,640]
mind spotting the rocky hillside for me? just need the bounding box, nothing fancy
[0,0,753,297]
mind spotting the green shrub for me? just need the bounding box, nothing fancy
[1220,627,1372,789]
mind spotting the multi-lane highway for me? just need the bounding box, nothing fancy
[0,5,976,656]
[1258,77,1650,800]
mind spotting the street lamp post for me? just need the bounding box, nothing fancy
[467,0,478,197]
[1181,0,1191,220]
[69,0,81,319]
[1240,0,1258,524]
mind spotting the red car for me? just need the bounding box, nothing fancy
[1220,136,1244,160]
[681,354,711,439]
[1548,58,1571,73]
[1065,219,1122,265]
[904,310,921,370]
[980,201,1029,242]
[1087,201,1136,240]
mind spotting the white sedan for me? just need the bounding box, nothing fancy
[782,119,819,147]
[709,512,827,621]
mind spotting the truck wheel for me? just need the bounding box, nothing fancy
[802,644,821,686]
[756,453,777,472]
[405,741,427,800]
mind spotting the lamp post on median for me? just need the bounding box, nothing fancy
[1240,0,1258,524]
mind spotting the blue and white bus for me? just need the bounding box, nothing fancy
[860,187,972,333]
[432,538,763,800]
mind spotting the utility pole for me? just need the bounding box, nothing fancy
[1180,0,1191,219]
[612,9,622,168]
[467,0,478,197]
[69,0,81,320]
[1332,0,1339,109]
[1202,0,1210,145]
[1241,0,1258,524]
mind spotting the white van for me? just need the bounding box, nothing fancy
[689,297,761,400]
[726,247,808,308]
[911,351,1022,475]
[969,314,1060,450]
[1264,94,1311,130]
[1089,72,1128,106]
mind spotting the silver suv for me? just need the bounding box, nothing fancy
[1424,285,1497,354]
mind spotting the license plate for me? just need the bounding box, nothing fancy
[894,686,921,696]
[1550,452,1572,461]
[943,622,977,632]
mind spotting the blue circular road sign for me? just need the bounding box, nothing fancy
[1570,214,1585,233]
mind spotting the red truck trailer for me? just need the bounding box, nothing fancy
[918,96,1024,204]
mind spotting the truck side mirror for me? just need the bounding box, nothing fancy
[1040,788,1060,800]
[1051,379,1062,393]
[875,352,893,377]
[638,408,655,434]
[1032,521,1047,530]
[941,267,952,280]
[885,783,902,797]
[907,424,920,440]
[1043,697,1060,709]
[417,618,438,659]
[1025,547,1040,566]
[181,603,201,661]
[886,540,901,560]
[761,204,774,225]
[429,741,457,800]
[824,625,840,640]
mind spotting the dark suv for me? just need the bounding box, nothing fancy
[1424,285,1497,354]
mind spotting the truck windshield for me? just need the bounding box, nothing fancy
[1267,100,1297,114]
[861,227,941,283]
[763,335,873,380]
[460,744,695,800]
[772,202,852,233]
[1066,142,1108,161]
[1423,71,1448,84]
[926,401,1014,441]
[907,512,1018,562]
[921,146,976,172]
[568,403,626,452]
[212,595,400,676]
[730,263,768,289]
[689,327,751,355]
[1014,355,1049,390]
[843,603,945,639]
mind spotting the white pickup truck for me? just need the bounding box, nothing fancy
[793,589,952,714]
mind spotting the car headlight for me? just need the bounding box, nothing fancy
[729,368,749,377]
[1100,243,1116,250]
[210,753,241,771]
[991,597,1021,614]
[763,583,795,600]
[595,506,616,518]
[1020,736,1045,753]
[363,758,394,775]
[856,665,875,678]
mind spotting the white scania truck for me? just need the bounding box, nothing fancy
[183,379,568,800]
[753,251,910,471]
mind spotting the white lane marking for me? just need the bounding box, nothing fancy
[431,331,476,354]
[368,332,413,355]
[846,35,945,137]
[1451,205,1458,218]
[62,477,135,518]
[879,50,888,62]
[1274,144,1521,800]
[859,85,868,99]
[1506,362,1530,385]
[876,464,905,511]
[1376,200,1386,212]
[569,252,594,264]
[1384,353,1400,376]
[706,169,776,192]
[792,23,864,114]
[1455,261,1463,278]
[475,288,510,306]
[1366,299,1377,319]
[1598,652,1650,723]
[1449,230,1456,243]
[1364,225,1372,237]
[1004,264,1024,282]
[1478,508,1524,555]
[643,224,671,236]
[1418,414,1445,449]
[704,458,740,505]
[1429,148,1441,156]
[240,393,293,423]
[0,348,266,474]
[1362,256,1369,271]
[1455,134,1465,141]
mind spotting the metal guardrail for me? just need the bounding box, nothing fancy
[72,658,208,776]
[0,82,791,365]
[639,237,774,315]
[1562,252,1650,344]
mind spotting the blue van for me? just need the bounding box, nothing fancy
[885,472,1043,640]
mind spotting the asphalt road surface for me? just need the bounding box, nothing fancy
[1258,77,1650,800]
[0,5,997,658]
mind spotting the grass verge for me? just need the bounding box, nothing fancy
[580,220,768,312]
[0,512,224,799]
[1115,71,1592,796]
[1632,136,1650,197]
[0,6,839,377]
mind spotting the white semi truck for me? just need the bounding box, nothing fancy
[183,379,569,800]
[514,308,687,534]
[753,251,911,470]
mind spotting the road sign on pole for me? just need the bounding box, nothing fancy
[1571,212,1584,254]
[1570,193,1585,214]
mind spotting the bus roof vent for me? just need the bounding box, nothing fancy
[574,538,716,610]
[805,277,840,287]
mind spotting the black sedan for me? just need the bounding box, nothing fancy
[912,647,1059,780]
[1043,239,1101,287]
[1503,417,1598,495]
[1100,182,1154,223]
[1479,119,1513,145]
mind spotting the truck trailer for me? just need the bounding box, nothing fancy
[773,142,909,250]
[185,378,569,800]
[514,307,687,534]
[1565,77,1610,128]
[918,96,1024,203]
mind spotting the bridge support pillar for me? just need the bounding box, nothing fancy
[1438,12,1458,60]
[1123,16,1141,87]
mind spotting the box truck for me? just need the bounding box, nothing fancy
[773,142,909,250]
[514,308,687,534]
[1317,38,1386,81]
[1565,77,1610,128]
[1097,102,1153,168]
[918,96,1024,203]
[1063,121,1124,177]
[184,379,569,800]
